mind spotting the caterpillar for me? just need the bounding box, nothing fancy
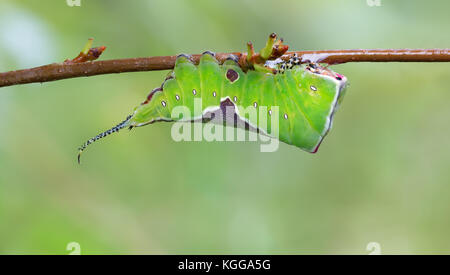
[77,34,348,163]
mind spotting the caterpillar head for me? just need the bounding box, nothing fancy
[305,62,347,83]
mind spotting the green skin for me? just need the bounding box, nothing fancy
[77,52,348,162]
[130,53,347,152]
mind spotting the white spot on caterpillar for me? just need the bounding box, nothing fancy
[284,113,288,120]
[213,91,217,97]
[268,110,272,116]
[310,85,317,91]
[175,94,180,101]
[253,102,258,108]
[233,96,237,102]
[192,89,197,95]
[161,101,167,107]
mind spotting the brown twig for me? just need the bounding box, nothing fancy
[0,49,449,88]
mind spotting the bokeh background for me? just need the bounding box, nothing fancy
[0,0,449,254]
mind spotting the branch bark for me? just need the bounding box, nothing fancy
[1,49,449,88]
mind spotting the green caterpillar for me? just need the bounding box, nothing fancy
[78,34,348,162]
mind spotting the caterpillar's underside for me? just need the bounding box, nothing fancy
[78,36,348,163]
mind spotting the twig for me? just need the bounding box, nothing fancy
[0,49,449,88]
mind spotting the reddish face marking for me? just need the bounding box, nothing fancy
[226,69,239,83]
[311,139,324,153]
[335,73,344,80]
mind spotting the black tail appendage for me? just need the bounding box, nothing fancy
[77,114,133,164]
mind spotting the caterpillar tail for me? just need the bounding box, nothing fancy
[77,114,134,164]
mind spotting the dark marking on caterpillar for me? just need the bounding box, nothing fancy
[226,69,239,83]
[202,51,216,57]
[142,87,162,105]
[226,54,239,63]
[177,53,192,60]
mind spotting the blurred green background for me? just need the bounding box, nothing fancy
[0,0,449,255]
